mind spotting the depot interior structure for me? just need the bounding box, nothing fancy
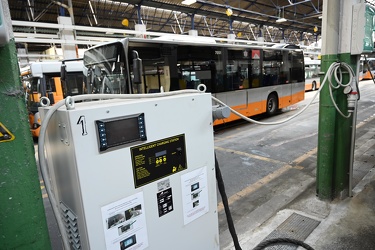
[9,0,324,63]
[2,0,375,250]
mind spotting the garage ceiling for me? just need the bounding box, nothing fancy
[8,0,325,55]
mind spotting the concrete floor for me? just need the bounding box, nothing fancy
[217,83,375,249]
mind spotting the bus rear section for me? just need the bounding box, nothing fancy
[304,58,321,91]
[211,46,305,124]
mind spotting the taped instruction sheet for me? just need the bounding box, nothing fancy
[181,166,209,225]
[101,192,149,250]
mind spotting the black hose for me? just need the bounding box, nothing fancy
[253,237,315,250]
[215,153,315,250]
[215,153,242,250]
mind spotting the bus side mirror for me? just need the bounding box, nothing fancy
[132,50,142,84]
[61,64,66,81]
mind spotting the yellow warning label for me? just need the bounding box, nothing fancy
[0,123,15,143]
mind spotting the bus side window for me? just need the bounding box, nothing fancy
[288,51,304,82]
[250,59,261,88]
[262,50,282,86]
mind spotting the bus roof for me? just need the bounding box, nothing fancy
[85,37,304,56]
[152,34,217,44]
[304,57,320,65]
[30,60,83,77]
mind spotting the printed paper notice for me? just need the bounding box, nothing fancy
[101,192,149,250]
[181,166,209,225]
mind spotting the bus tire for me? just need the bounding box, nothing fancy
[312,81,317,91]
[266,93,278,115]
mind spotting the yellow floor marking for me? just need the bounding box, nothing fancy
[217,164,293,212]
[215,146,286,165]
[215,146,306,212]
[215,132,244,143]
[42,193,48,199]
[292,148,318,165]
[356,113,375,129]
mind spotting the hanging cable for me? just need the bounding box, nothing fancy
[215,152,315,250]
[215,154,242,250]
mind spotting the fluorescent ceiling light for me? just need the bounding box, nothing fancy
[276,18,287,23]
[89,1,95,14]
[181,0,196,5]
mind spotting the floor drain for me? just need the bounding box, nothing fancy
[260,212,320,249]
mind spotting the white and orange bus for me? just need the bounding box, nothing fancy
[83,37,305,124]
[304,57,321,91]
[24,60,84,137]
[360,58,375,81]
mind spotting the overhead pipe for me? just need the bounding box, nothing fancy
[191,14,195,30]
[137,5,142,24]
[59,0,65,16]
[229,18,233,33]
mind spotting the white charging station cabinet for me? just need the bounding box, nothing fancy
[40,92,219,250]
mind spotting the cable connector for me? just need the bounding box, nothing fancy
[212,105,230,121]
[346,77,358,113]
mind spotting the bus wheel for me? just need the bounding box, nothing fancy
[312,81,317,91]
[266,94,278,115]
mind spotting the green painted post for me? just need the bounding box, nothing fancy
[317,0,361,200]
[317,54,338,199]
[318,53,354,199]
[333,53,357,198]
[0,0,51,249]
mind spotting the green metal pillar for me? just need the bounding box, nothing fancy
[317,54,338,199]
[333,53,357,197]
[0,0,51,249]
[317,0,360,200]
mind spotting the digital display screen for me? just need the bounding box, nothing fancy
[155,150,167,157]
[105,117,140,146]
[124,238,133,246]
[96,113,146,151]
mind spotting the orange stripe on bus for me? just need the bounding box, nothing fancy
[214,90,305,125]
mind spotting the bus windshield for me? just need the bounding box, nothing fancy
[83,41,129,94]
